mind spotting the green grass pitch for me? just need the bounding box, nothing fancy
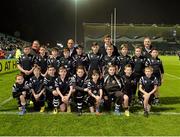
[0,56,180,136]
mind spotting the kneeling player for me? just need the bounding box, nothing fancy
[44,65,56,109]
[29,66,45,112]
[12,74,29,115]
[121,64,136,116]
[103,65,124,115]
[53,66,74,114]
[139,66,158,117]
[70,66,89,116]
[87,70,103,114]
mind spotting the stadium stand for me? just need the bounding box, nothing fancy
[0,33,30,59]
[83,23,180,55]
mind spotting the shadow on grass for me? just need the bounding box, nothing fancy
[151,106,176,112]
[0,107,17,112]
[0,96,179,113]
[160,96,180,105]
[130,105,176,113]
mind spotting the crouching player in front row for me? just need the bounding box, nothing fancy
[53,66,74,114]
[29,66,45,112]
[12,74,29,115]
[44,65,56,109]
[87,70,103,115]
[70,66,89,116]
[121,64,137,116]
[138,66,158,117]
[103,65,126,116]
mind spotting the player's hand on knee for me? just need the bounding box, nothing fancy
[95,96,101,103]
[35,94,39,101]
[63,96,69,104]
[22,91,26,96]
[84,88,89,92]
[104,96,108,100]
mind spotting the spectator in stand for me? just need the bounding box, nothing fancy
[15,46,22,59]
[178,51,180,61]
[0,48,5,59]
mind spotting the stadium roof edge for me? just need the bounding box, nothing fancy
[83,23,180,27]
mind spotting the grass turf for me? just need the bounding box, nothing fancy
[0,56,180,136]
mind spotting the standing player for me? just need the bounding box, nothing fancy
[99,34,119,56]
[139,66,158,117]
[145,48,164,104]
[102,45,119,76]
[72,45,88,72]
[59,48,74,76]
[117,44,131,76]
[87,42,103,77]
[29,66,45,112]
[131,46,146,100]
[34,46,48,76]
[17,44,35,82]
[12,74,29,115]
[47,47,61,75]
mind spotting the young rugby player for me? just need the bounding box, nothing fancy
[102,45,119,76]
[139,66,158,117]
[87,42,103,77]
[29,66,45,112]
[145,48,164,104]
[131,46,146,100]
[53,66,74,114]
[17,44,35,82]
[34,46,48,76]
[70,66,89,116]
[87,70,103,115]
[44,65,56,109]
[59,48,74,76]
[12,74,29,115]
[117,44,131,76]
[103,65,124,115]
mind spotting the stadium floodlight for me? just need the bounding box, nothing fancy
[72,0,88,43]
[74,0,78,43]
[73,0,81,43]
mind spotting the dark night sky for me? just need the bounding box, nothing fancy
[1,0,180,45]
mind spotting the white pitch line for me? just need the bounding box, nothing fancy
[0,96,13,107]
[165,73,180,80]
